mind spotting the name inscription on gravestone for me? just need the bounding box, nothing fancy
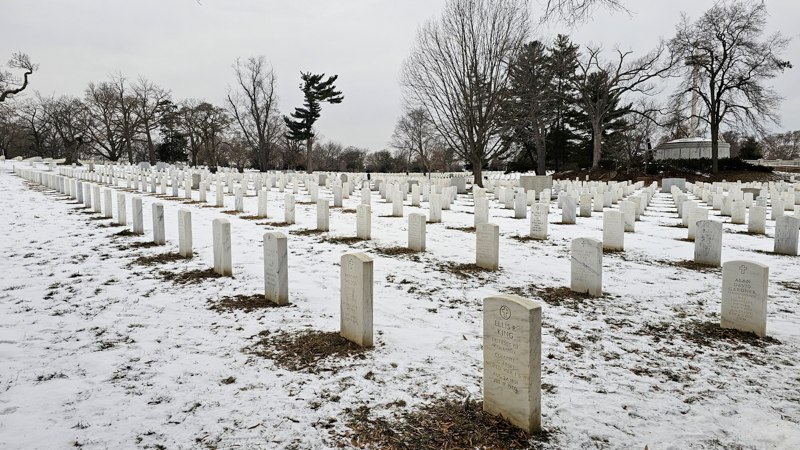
[721,260,768,337]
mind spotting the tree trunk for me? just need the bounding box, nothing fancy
[472,157,484,188]
[536,140,546,176]
[306,138,313,173]
[592,121,603,170]
[710,121,719,173]
[146,128,156,164]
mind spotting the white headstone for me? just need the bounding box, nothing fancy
[721,260,769,337]
[688,208,709,240]
[476,223,500,270]
[529,203,548,240]
[258,190,268,218]
[570,238,602,296]
[408,213,426,252]
[317,199,330,231]
[263,231,289,305]
[212,218,233,276]
[284,194,295,224]
[132,197,144,235]
[178,209,193,258]
[429,193,442,223]
[152,202,166,245]
[340,253,373,348]
[117,192,127,225]
[602,210,624,251]
[619,201,636,232]
[694,220,722,266]
[483,294,542,435]
[774,215,800,256]
[562,196,576,224]
[356,204,371,240]
[748,206,766,234]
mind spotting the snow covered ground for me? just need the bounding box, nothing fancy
[1,162,798,449]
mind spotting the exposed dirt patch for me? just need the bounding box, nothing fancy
[112,229,136,237]
[221,210,241,215]
[296,201,316,205]
[160,268,226,284]
[129,252,191,267]
[777,281,800,292]
[445,226,476,233]
[323,236,367,245]
[437,262,495,279]
[208,294,291,313]
[335,398,554,450]
[201,205,224,208]
[247,330,368,374]
[550,221,576,225]
[674,237,694,243]
[725,230,767,237]
[341,209,357,214]
[289,229,325,236]
[638,319,781,349]
[238,215,265,221]
[182,200,205,205]
[257,221,292,227]
[602,247,624,254]
[505,285,599,310]
[656,259,721,272]
[660,223,686,228]
[378,215,405,218]
[96,222,124,228]
[372,246,422,262]
[509,235,545,243]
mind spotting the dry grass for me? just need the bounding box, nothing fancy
[112,229,136,237]
[505,285,599,310]
[323,236,367,245]
[221,210,241,215]
[445,226,476,233]
[341,209,357,214]
[247,330,368,374]
[257,221,293,227]
[208,294,290,313]
[638,319,781,349]
[437,262,495,279]
[238,215,265,221]
[657,259,720,272]
[289,228,326,236]
[336,398,553,449]
[130,252,191,267]
[160,268,226,284]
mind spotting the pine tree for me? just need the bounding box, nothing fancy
[283,72,344,173]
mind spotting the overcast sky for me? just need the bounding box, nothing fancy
[2,0,798,151]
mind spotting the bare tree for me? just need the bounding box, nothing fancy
[227,56,282,171]
[390,107,439,175]
[84,82,126,161]
[761,131,800,160]
[40,95,88,165]
[179,100,229,167]
[401,0,530,186]
[107,73,140,163]
[133,76,171,164]
[541,0,628,23]
[671,0,792,173]
[0,52,37,103]
[573,43,675,170]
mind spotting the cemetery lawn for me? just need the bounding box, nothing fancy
[1,166,799,449]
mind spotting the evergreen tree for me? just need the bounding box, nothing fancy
[156,100,188,163]
[283,73,344,173]
[546,35,582,172]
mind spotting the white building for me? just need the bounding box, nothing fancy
[653,137,730,160]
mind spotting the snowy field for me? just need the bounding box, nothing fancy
[1,162,799,449]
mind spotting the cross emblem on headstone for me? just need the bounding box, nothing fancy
[739,265,748,274]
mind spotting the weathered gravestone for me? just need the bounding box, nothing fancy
[529,203,548,240]
[688,208,709,240]
[748,206,766,234]
[619,201,636,232]
[177,209,193,258]
[317,200,330,231]
[357,204,371,240]
[285,194,296,224]
[562,196,577,224]
[731,200,746,224]
[408,213,426,251]
[514,191,527,219]
[117,193,127,225]
[475,197,489,227]
[602,210,624,251]
[579,194,593,217]
[340,253,374,348]
[152,203,166,245]
[263,231,289,305]
[103,189,113,218]
[476,223,500,270]
[483,294,542,435]
[519,175,552,198]
[774,215,800,256]
[258,191,268,218]
[212,218,233,276]
[694,220,722,266]
[661,178,686,193]
[429,193,442,223]
[721,260,769,337]
[132,197,144,235]
[570,238,602,296]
